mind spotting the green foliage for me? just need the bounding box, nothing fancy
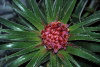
[61,0,77,24]
[26,47,49,67]
[13,0,44,31]
[0,17,27,31]
[50,53,57,67]
[74,42,100,52]
[72,0,88,22]
[0,0,100,67]
[8,52,37,67]
[67,46,100,64]
[45,0,54,22]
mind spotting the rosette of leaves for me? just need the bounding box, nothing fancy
[0,0,100,67]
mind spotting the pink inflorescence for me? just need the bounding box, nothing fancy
[41,22,69,53]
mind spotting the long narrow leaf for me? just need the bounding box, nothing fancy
[8,52,37,67]
[50,53,57,67]
[13,0,44,31]
[58,51,73,67]
[26,47,49,67]
[52,0,63,20]
[29,0,47,24]
[74,42,100,52]
[61,0,76,24]
[59,0,70,20]
[0,32,32,38]
[69,34,100,42]
[59,51,80,67]
[18,16,36,30]
[85,32,100,39]
[0,43,41,61]
[70,27,100,34]
[67,46,100,64]
[0,34,41,42]
[69,11,100,31]
[83,11,100,26]
[0,17,27,31]
[0,29,40,36]
[0,42,36,50]
[45,0,53,22]
[72,0,88,22]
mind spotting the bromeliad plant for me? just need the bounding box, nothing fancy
[0,0,100,67]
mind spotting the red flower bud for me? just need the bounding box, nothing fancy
[41,22,69,53]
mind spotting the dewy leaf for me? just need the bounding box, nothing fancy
[67,46,100,64]
[0,43,41,61]
[50,53,57,67]
[61,0,76,24]
[69,11,100,31]
[0,29,40,36]
[45,0,54,22]
[15,9,44,31]
[72,0,88,22]
[18,16,36,31]
[0,17,27,31]
[0,42,36,50]
[13,0,44,31]
[8,52,37,67]
[26,47,49,67]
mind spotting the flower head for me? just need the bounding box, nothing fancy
[41,22,69,53]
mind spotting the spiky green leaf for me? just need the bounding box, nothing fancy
[29,0,47,24]
[8,52,36,67]
[0,29,40,36]
[70,27,100,34]
[13,0,44,31]
[69,34,100,42]
[53,0,63,20]
[61,0,76,23]
[0,17,27,31]
[45,0,53,22]
[50,53,57,67]
[58,51,73,67]
[72,0,88,22]
[0,34,41,42]
[0,42,36,50]
[75,42,100,52]
[0,43,41,61]
[18,16,36,30]
[26,47,49,67]
[67,46,100,64]
[61,51,80,67]
[69,11,100,31]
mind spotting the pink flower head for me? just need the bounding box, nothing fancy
[41,22,69,53]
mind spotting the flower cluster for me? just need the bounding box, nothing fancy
[41,22,69,53]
